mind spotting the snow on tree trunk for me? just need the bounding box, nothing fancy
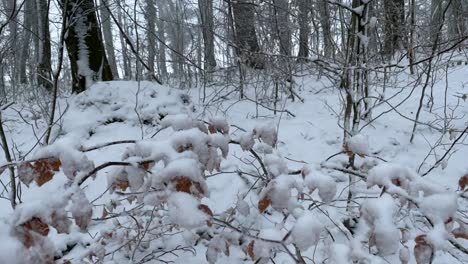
[62,0,113,93]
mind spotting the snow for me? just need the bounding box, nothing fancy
[168,192,208,229]
[291,213,323,251]
[1,61,467,263]
[347,133,370,156]
[419,193,458,223]
[304,169,337,203]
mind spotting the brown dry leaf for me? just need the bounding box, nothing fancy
[208,124,217,134]
[198,204,214,217]
[23,217,49,236]
[176,143,193,153]
[343,143,354,158]
[414,235,433,264]
[17,228,34,248]
[115,178,130,191]
[193,182,206,196]
[258,195,271,213]
[459,174,468,191]
[102,207,109,218]
[141,162,154,171]
[50,211,71,234]
[18,162,37,186]
[453,231,468,240]
[173,176,192,193]
[33,158,61,186]
[246,240,255,260]
[198,204,214,227]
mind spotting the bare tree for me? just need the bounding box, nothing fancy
[297,0,310,61]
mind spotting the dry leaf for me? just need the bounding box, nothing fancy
[115,178,130,191]
[34,158,61,186]
[23,217,49,236]
[343,143,353,158]
[102,207,109,218]
[50,211,71,234]
[258,195,271,213]
[459,174,468,191]
[246,240,255,260]
[208,124,217,134]
[18,162,36,186]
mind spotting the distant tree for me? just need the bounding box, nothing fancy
[62,0,113,93]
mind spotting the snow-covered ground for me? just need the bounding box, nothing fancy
[0,65,467,263]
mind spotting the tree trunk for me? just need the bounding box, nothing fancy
[62,0,113,93]
[36,0,53,90]
[198,0,217,75]
[383,0,405,57]
[101,0,119,79]
[231,0,263,68]
[2,0,18,85]
[430,0,444,45]
[273,0,291,57]
[297,0,310,61]
[318,0,333,59]
[146,0,157,78]
[157,11,168,80]
[19,0,34,84]
[448,0,465,42]
[116,0,132,80]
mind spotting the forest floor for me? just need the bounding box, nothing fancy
[0,64,467,263]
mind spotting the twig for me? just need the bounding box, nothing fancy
[0,103,16,208]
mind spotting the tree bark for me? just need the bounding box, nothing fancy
[383,0,405,57]
[36,0,53,90]
[318,0,333,59]
[231,0,263,68]
[146,0,157,78]
[62,0,113,93]
[297,0,310,61]
[198,0,217,75]
[448,0,465,42]
[273,0,291,57]
[101,0,119,79]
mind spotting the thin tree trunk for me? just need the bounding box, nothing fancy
[19,0,33,84]
[36,0,53,90]
[101,0,119,79]
[297,0,310,60]
[318,0,333,59]
[198,0,217,77]
[117,0,132,80]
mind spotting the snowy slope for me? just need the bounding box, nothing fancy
[0,65,467,263]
